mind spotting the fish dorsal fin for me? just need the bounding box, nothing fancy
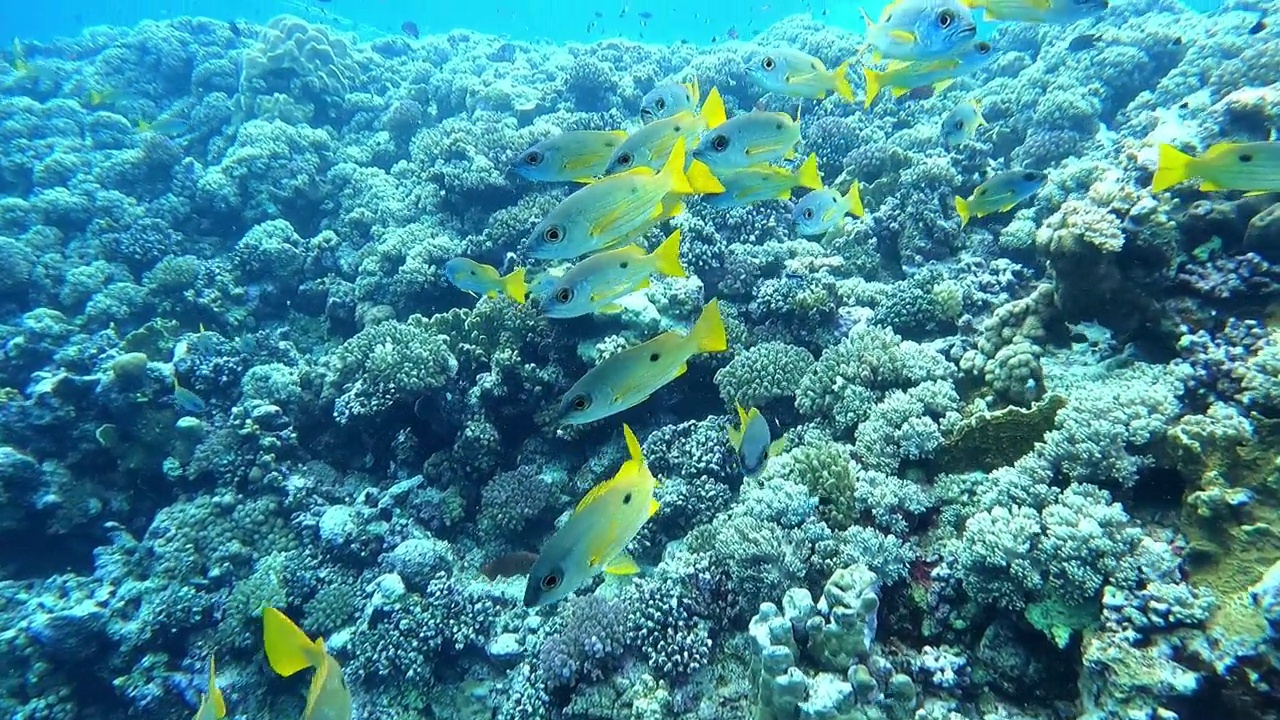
[575,473,616,513]
[685,76,701,106]
[574,424,646,513]
[700,87,727,129]
[735,402,750,429]
[622,423,644,468]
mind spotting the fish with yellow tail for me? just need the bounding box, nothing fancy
[524,423,659,607]
[954,169,1046,228]
[263,608,352,720]
[530,138,724,261]
[558,299,728,424]
[511,130,629,183]
[941,99,986,146]
[1152,141,1280,194]
[747,49,855,102]
[727,403,786,477]
[191,655,226,720]
[606,87,727,175]
[692,109,803,173]
[444,257,528,304]
[539,230,686,319]
[793,181,865,236]
[860,0,978,62]
[963,0,1108,24]
[863,40,995,108]
[709,153,823,208]
[640,77,700,124]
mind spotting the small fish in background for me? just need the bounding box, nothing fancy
[1066,32,1101,52]
[263,608,352,720]
[84,88,125,107]
[173,375,207,414]
[557,299,728,424]
[709,152,823,208]
[481,551,539,580]
[639,77,700,124]
[1152,141,1280,194]
[862,39,996,108]
[228,20,243,39]
[539,230,686,318]
[1248,18,1267,35]
[962,0,1108,24]
[136,116,190,136]
[860,0,978,62]
[531,138,724,260]
[444,257,528,304]
[191,655,226,720]
[793,181,865,235]
[727,25,740,40]
[607,86,726,174]
[727,403,785,476]
[639,11,653,19]
[954,169,1047,227]
[746,48,854,102]
[512,130,629,182]
[691,109,802,172]
[941,98,986,146]
[524,424,659,607]
[401,20,420,40]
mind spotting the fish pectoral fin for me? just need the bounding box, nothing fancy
[604,552,641,575]
[888,29,917,43]
[598,303,625,314]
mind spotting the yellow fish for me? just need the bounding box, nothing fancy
[191,655,227,720]
[963,0,1108,23]
[605,87,727,175]
[863,40,995,108]
[558,299,728,424]
[511,130,629,183]
[85,88,125,107]
[444,257,528,303]
[539,230,686,319]
[528,138,724,260]
[1152,142,1280,194]
[727,403,786,477]
[792,181,865,236]
[691,109,802,173]
[708,153,823,208]
[524,423,659,606]
[640,77,700,124]
[860,0,978,62]
[747,49,855,102]
[263,608,352,720]
[136,116,190,136]
[954,169,1046,228]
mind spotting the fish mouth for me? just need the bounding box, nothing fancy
[640,108,657,123]
[953,24,978,42]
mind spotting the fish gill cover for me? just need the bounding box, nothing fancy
[0,0,1279,719]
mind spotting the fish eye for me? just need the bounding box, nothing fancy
[654,98,666,110]
[524,151,543,166]
[952,119,965,130]
[803,208,815,219]
[762,56,775,70]
[616,152,633,166]
[540,573,561,590]
[543,226,563,243]
[975,41,992,55]
[712,134,730,152]
[555,287,574,303]
[570,395,591,411]
[937,9,954,27]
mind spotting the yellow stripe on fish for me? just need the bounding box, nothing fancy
[691,109,803,173]
[557,299,728,424]
[954,169,1046,228]
[863,39,995,108]
[539,230,687,318]
[607,87,727,175]
[1152,142,1280,194]
[963,0,1108,23]
[512,130,629,183]
[860,0,978,62]
[444,257,528,304]
[529,137,724,260]
[524,423,660,607]
[708,153,823,208]
[747,49,855,102]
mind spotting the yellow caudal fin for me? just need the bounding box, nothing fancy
[660,137,694,194]
[688,299,728,354]
[833,60,855,102]
[700,87,727,129]
[795,153,823,190]
[955,196,972,228]
[844,181,865,217]
[1152,143,1195,192]
[622,423,644,467]
[501,267,528,304]
[863,68,883,109]
[686,159,725,194]
[605,551,641,575]
[263,608,320,678]
[650,230,687,278]
[207,655,227,719]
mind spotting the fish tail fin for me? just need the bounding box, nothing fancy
[796,153,823,190]
[700,87,727,129]
[862,68,883,109]
[208,655,227,719]
[833,60,855,102]
[501,267,528,304]
[651,230,687,278]
[622,423,644,466]
[661,137,694,194]
[1153,143,1194,192]
[688,299,728,354]
[844,181,865,217]
[955,196,971,228]
[262,608,320,678]
[685,159,725,194]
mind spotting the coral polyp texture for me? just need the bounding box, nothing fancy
[2,1,1280,719]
